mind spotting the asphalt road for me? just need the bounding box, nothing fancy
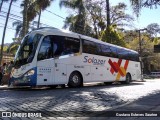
[0,79,160,120]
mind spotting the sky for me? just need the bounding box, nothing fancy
[0,0,160,44]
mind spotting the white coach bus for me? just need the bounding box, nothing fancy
[9,27,141,87]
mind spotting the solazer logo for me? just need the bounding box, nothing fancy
[108,59,129,80]
[83,56,106,65]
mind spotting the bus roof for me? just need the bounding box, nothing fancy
[32,27,138,54]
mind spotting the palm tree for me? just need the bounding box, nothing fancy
[0,0,17,64]
[129,0,160,16]
[33,0,55,28]
[21,0,29,38]
[7,0,55,55]
[59,0,86,34]
[12,21,23,38]
[106,0,110,28]
[20,0,54,38]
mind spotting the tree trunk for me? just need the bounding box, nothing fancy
[0,0,13,64]
[106,0,110,28]
[21,0,28,38]
[37,9,41,28]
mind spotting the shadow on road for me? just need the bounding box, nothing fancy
[6,81,144,91]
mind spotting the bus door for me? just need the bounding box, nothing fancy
[36,36,55,85]
[54,58,67,84]
[52,36,67,84]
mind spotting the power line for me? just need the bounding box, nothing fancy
[45,9,65,19]
[12,3,21,8]
[2,6,22,15]
[0,25,15,30]
[1,10,22,19]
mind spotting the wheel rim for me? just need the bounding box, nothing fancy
[126,74,130,82]
[72,75,79,84]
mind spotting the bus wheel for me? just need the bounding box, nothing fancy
[104,82,112,85]
[123,73,131,84]
[68,72,82,88]
[49,85,58,89]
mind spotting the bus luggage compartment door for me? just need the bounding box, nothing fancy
[54,63,67,84]
[37,59,54,85]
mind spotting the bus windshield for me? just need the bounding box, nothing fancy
[14,34,43,67]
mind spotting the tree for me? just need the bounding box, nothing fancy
[101,25,126,47]
[125,29,160,73]
[20,0,29,38]
[146,23,160,38]
[12,21,23,38]
[110,3,134,28]
[59,0,86,34]
[85,0,106,38]
[106,0,110,28]
[20,0,54,38]
[0,0,17,64]
[29,0,54,28]
[130,0,160,16]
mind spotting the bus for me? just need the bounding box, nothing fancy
[9,27,141,87]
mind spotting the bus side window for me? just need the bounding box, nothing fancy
[50,36,80,56]
[100,44,112,57]
[62,37,80,55]
[128,52,140,61]
[118,48,129,60]
[37,36,52,61]
[110,46,118,58]
[51,36,64,57]
[83,40,101,55]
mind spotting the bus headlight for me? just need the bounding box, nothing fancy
[24,70,35,76]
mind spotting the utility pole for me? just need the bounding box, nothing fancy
[0,0,13,64]
[136,28,147,81]
[0,0,3,12]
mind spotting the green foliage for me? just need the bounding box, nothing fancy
[0,46,8,52]
[9,44,19,55]
[100,26,126,47]
[127,32,160,73]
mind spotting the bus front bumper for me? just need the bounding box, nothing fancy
[9,75,36,87]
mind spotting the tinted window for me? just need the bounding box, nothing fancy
[54,36,80,56]
[62,37,80,55]
[38,36,52,61]
[128,52,140,61]
[110,46,118,58]
[100,44,112,57]
[118,48,129,59]
[83,40,101,55]
[38,35,80,60]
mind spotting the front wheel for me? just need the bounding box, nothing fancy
[68,72,82,88]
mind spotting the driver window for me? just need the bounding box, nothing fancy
[37,36,53,61]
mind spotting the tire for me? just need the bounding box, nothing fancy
[68,72,82,88]
[122,73,131,84]
[49,85,58,89]
[104,82,112,85]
